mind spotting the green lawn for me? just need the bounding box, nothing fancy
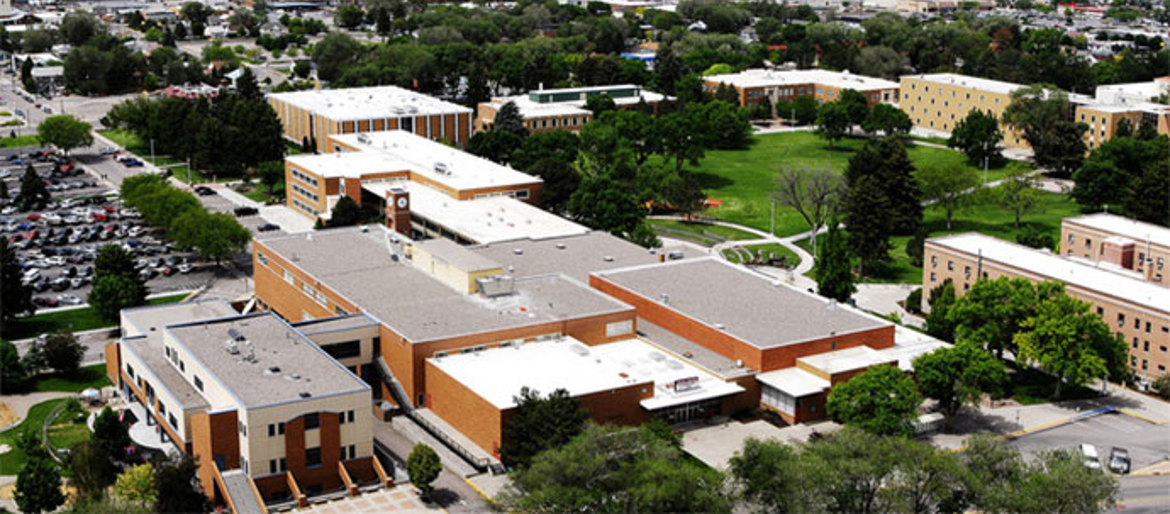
[679,131,1031,236]
[32,365,110,393]
[240,180,285,204]
[100,129,209,184]
[0,399,69,475]
[1007,366,1098,405]
[796,189,1080,284]
[0,134,40,148]
[722,243,801,268]
[648,218,758,247]
[1,293,189,341]
[46,402,90,453]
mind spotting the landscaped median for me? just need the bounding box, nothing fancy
[1,292,188,341]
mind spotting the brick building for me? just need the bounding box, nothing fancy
[1061,213,1170,287]
[268,86,474,153]
[923,233,1170,380]
[702,69,900,109]
[476,84,667,134]
[104,301,391,513]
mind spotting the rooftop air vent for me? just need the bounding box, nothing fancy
[603,256,614,262]
[267,366,281,374]
[225,340,239,355]
[555,243,566,250]
[513,248,523,255]
[714,323,726,330]
[570,344,590,357]
[299,392,312,399]
[284,373,301,382]
[228,328,245,342]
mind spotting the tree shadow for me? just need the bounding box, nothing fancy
[428,487,464,509]
[692,171,735,190]
[942,406,1024,436]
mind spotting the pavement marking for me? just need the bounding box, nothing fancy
[1119,409,1169,426]
[461,477,492,501]
[1131,459,1170,476]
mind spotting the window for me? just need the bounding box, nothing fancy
[323,340,361,360]
[931,255,937,267]
[126,364,135,379]
[1133,337,1139,349]
[348,445,356,460]
[1147,322,1152,333]
[283,270,294,285]
[1136,318,1142,329]
[168,414,177,428]
[1144,341,1149,352]
[194,376,204,391]
[179,361,185,372]
[280,458,288,472]
[516,189,530,200]
[238,421,247,436]
[258,253,268,266]
[347,410,355,424]
[305,447,322,468]
[1097,307,1104,316]
[930,272,936,282]
[279,422,285,435]
[948,261,954,271]
[270,460,277,474]
[304,413,320,430]
[268,424,276,437]
[1118,314,1125,327]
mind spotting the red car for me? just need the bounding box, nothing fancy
[26,213,40,221]
[60,163,73,172]
[25,230,38,240]
[101,205,117,213]
[90,212,107,222]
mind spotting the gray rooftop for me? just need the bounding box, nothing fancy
[637,318,755,379]
[595,259,891,349]
[167,313,369,408]
[122,334,209,411]
[416,238,502,272]
[469,231,665,282]
[291,313,380,335]
[122,298,239,337]
[258,228,634,342]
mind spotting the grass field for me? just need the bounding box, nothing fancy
[0,134,40,148]
[648,218,758,247]
[32,365,111,393]
[0,399,68,475]
[796,189,1080,284]
[722,243,801,268]
[679,132,1031,236]
[99,129,207,183]
[1,293,189,341]
[45,401,90,454]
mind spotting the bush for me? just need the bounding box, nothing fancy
[1153,374,1170,399]
[1016,226,1054,250]
[905,287,923,314]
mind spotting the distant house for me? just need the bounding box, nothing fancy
[259,21,284,37]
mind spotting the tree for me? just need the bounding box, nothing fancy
[948,109,1003,166]
[728,438,802,513]
[1,339,28,392]
[666,171,707,218]
[773,167,841,257]
[38,116,94,155]
[814,101,850,148]
[15,455,64,514]
[912,342,1007,416]
[656,104,708,173]
[467,130,524,165]
[17,164,49,211]
[844,137,921,235]
[916,163,980,230]
[153,453,210,513]
[998,449,1119,513]
[60,12,101,46]
[853,45,908,79]
[1,237,34,328]
[861,103,911,136]
[406,444,441,496]
[329,196,362,227]
[171,211,251,265]
[293,60,311,79]
[1124,162,1170,227]
[90,275,147,322]
[567,173,643,238]
[1114,117,1134,138]
[842,175,894,275]
[234,67,261,100]
[525,158,579,213]
[1015,293,1128,399]
[1002,85,1087,177]
[949,278,1050,359]
[180,2,212,37]
[41,330,84,376]
[816,221,855,303]
[702,100,752,150]
[511,130,580,171]
[1072,136,1169,213]
[69,440,118,501]
[826,364,922,437]
[499,387,589,469]
[257,161,284,198]
[112,463,157,509]
[838,89,870,130]
[585,93,616,117]
[92,407,131,463]
[789,96,819,125]
[499,424,731,514]
[335,5,365,29]
[996,168,1041,228]
[310,32,361,82]
[493,101,529,138]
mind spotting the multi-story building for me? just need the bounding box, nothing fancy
[104,300,391,512]
[267,86,474,153]
[282,130,589,244]
[476,84,667,133]
[923,233,1170,380]
[702,69,900,109]
[1061,213,1170,287]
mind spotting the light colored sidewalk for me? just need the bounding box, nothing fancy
[0,391,72,431]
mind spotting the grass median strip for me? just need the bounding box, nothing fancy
[1,292,188,340]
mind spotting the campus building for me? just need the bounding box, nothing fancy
[900,73,1170,150]
[268,86,474,153]
[476,84,668,133]
[282,130,589,244]
[923,233,1170,380]
[702,69,900,109]
[104,300,392,513]
[1061,213,1170,287]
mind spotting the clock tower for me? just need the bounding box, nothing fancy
[385,188,411,237]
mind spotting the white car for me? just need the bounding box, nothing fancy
[99,146,118,156]
[1080,444,1101,470]
[56,294,81,305]
[45,256,65,266]
[177,263,193,274]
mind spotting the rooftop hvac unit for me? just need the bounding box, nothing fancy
[225,340,240,355]
[228,328,245,342]
[434,162,449,174]
[476,275,516,297]
[357,133,371,144]
[569,344,590,356]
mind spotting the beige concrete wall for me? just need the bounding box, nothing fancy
[899,76,1027,149]
[240,391,373,479]
[118,339,196,442]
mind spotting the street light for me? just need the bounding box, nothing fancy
[982,140,990,185]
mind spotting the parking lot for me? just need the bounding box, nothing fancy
[0,146,217,309]
[1007,411,1170,513]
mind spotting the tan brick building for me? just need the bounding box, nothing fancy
[1061,213,1170,287]
[476,84,667,134]
[924,233,1170,380]
[268,86,474,153]
[702,69,900,109]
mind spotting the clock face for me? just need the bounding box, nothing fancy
[396,197,408,209]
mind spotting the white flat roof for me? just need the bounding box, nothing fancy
[428,337,742,410]
[483,89,668,119]
[928,233,1170,313]
[268,86,471,121]
[903,73,1023,96]
[705,69,898,92]
[1095,80,1170,103]
[797,345,893,375]
[362,181,590,244]
[1065,213,1170,248]
[285,151,410,180]
[330,131,540,191]
[756,367,829,397]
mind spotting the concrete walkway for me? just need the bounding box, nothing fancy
[648,215,815,278]
[0,391,72,431]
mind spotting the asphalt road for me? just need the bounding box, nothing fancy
[1007,412,1170,513]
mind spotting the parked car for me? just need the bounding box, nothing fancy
[177,263,193,274]
[194,186,216,196]
[1108,447,1130,474]
[1079,444,1101,470]
[56,294,81,305]
[233,206,259,217]
[257,223,280,232]
[99,146,118,156]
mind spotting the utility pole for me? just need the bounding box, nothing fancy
[150,139,155,165]
[770,200,775,236]
[983,140,990,185]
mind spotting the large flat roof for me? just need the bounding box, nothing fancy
[167,312,369,408]
[594,259,891,349]
[257,227,633,342]
[705,69,898,92]
[268,86,471,121]
[331,131,541,192]
[1064,213,1170,248]
[427,337,742,410]
[469,231,665,282]
[902,73,1023,96]
[285,151,410,180]
[483,87,667,119]
[122,298,239,338]
[926,233,1170,313]
[363,181,589,244]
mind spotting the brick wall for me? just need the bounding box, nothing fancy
[191,409,239,498]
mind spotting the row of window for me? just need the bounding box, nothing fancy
[290,169,319,188]
[472,189,530,200]
[291,183,319,203]
[908,83,996,104]
[292,198,316,215]
[528,116,585,130]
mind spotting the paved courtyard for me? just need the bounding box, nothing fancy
[680,417,842,470]
[293,485,441,514]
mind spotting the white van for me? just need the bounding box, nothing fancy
[1080,444,1101,469]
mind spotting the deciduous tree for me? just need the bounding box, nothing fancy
[948,109,1003,167]
[913,342,1007,416]
[499,387,589,469]
[112,463,157,508]
[916,163,980,230]
[1015,293,1128,399]
[826,364,922,437]
[37,115,94,155]
[407,444,441,496]
[92,406,131,463]
[996,168,1041,228]
[42,330,84,377]
[861,103,911,136]
[153,453,210,513]
[772,167,841,256]
[814,101,850,148]
[15,455,64,514]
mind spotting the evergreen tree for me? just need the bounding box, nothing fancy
[15,455,64,514]
[17,163,49,211]
[1124,163,1169,227]
[844,137,921,235]
[1114,117,1133,138]
[493,101,529,138]
[842,174,894,275]
[92,406,131,463]
[0,339,28,392]
[153,453,210,513]
[499,387,589,469]
[329,196,362,227]
[815,221,855,302]
[1,237,34,328]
